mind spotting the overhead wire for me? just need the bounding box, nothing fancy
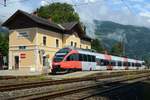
[3,0,31,6]
[120,0,136,15]
[0,0,5,6]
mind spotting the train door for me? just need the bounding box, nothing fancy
[95,58,106,70]
[104,54,112,70]
[80,54,90,71]
[42,55,51,73]
[81,54,96,71]
[95,58,101,70]
[123,57,128,70]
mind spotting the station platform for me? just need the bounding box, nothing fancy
[47,70,147,80]
[0,69,148,78]
[0,70,41,76]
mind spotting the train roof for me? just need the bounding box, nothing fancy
[63,47,144,62]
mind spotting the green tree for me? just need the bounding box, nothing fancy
[91,39,104,53]
[36,2,80,23]
[0,33,8,56]
[111,42,123,56]
[143,55,150,68]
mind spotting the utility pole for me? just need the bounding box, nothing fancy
[122,34,125,56]
[4,0,6,7]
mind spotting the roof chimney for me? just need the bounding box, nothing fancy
[32,11,38,16]
[48,16,52,22]
[104,50,108,54]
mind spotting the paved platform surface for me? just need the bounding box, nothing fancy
[0,69,148,77]
[0,70,41,76]
[47,70,142,80]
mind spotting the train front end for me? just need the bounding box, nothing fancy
[52,48,71,74]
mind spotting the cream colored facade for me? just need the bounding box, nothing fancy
[9,27,91,73]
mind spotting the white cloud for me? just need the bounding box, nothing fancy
[0,0,32,22]
[1,0,150,30]
[111,0,122,5]
[40,0,49,6]
[139,11,150,18]
[130,0,144,2]
[75,0,150,27]
[84,0,96,3]
[145,3,150,9]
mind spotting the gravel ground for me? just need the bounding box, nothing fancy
[0,80,98,100]
[0,70,149,86]
[0,70,149,100]
[0,76,53,86]
[0,76,126,100]
[84,80,150,100]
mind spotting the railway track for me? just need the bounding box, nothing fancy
[11,73,150,100]
[0,71,135,92]
[0,70,149,92]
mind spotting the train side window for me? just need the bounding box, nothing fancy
[123,62,128,66]
[74,54,79,61]
[88,55,92,62]
[118,61,122,66]
[111,61,116,66]
[137,63,141,67]
[66,54,78,61]
[79,54,83,61]
[104,60,109,66]
[128,62,131,66]
[142,62,145,65]
[132,63,135,67]
[66,55,72,61]
[83,54,88,61]
[96,58,101,65]
[100,59,105,66]
[135,63,138,67]
[91,56,96,62]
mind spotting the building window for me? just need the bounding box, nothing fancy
[43,56,46,66]
[86,46,88,49]
[74,42,77,48]
[80,45,82,48]
[43,36,46,46]
[56,39,59,47]
[71,41,73,46]
[19,46,26,50]
[18,32,29,37]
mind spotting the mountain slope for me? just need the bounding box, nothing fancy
[94,20,150,59]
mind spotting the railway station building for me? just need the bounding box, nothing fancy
[2,10,92,74]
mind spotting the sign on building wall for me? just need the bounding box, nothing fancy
[20,53,26,59]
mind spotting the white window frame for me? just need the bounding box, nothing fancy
[19,46,27,50]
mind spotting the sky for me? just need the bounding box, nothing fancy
[0,0,150,36]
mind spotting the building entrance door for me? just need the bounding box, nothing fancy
[43,56,49,73]
[14,56,19,69]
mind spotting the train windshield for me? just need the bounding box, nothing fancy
[53,48,71,62]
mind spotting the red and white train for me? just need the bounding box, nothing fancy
[51,47,145,74]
